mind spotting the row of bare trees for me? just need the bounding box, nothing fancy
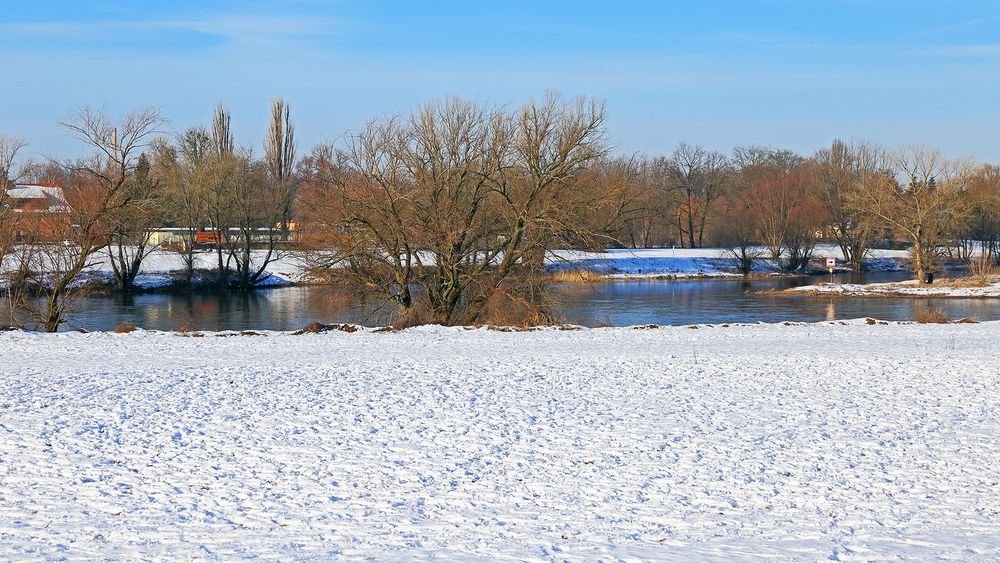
[614,140,999,281]
[152,100,296,289]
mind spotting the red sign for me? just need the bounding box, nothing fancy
[826,257,836,268]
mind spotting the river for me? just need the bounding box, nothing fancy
[50,271,1000,331]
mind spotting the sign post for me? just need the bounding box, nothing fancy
[826,257,836,282]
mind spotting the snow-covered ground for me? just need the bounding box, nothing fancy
[551,246,909,279]
[3,245,912,291]
[114,250,306,289]
[789,277,1000,298]
[0,249,308,290]
[2,321,999,559]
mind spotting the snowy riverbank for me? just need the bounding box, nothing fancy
[2,246,912,292]
[0,249,307,291]
[550,247,909,279]
[3,321,999,559]
[787,277,1000,298]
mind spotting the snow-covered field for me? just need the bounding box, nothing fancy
[2,321,999,559]
[790,278,1000,298]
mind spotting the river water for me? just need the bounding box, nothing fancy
[54,271,1000,331]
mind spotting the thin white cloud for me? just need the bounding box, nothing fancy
[0,12,348,43]
[913,16,1000,37]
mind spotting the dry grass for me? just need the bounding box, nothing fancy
[934,275,998,289]
[175,317,196,333]
[113,321,138,333]
[389,303,434,330]
[915,309,948,324]
[292,322,361,335]
[476,288,556,329]
[550,269,603,283]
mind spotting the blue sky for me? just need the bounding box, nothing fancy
[3,1,1000,161]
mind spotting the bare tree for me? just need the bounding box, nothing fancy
[217,152,284,289]
[953,165,1000,276]
[814,140,888,270]
[0,135,28,327]
[303,94,623,326]
[206,103,236,285]
[152,132,207,284]
[211,101,234,157]
[859,146,974,282]
[665,143,730,248]
[0,135,28,188]
[104,153,163,291]
[732,146,817,269]
[21,107,166,331]
[265,97,297,235]
[717,193,763,276]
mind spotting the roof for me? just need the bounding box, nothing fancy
[6,184,71,212]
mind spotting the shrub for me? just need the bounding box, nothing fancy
[295,321,327,334]
[967,255,997,287]
[292,322,361,335]
[475,289,554,329]
[550,269,601,283]
[113,321,138,333]
[915,309,948,324]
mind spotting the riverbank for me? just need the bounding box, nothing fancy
[3,320,999,559]
[780,276,1000,298]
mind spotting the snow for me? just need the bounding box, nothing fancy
[0,249,307,290]
[2,321,1000,559]
[3,245,911,290]
[550,246,909,279]
[790,278,1000,298]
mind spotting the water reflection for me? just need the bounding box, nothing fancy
[554,272,1000,327]
[51,271,1000,331]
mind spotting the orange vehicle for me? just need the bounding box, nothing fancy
[195,231,222,245]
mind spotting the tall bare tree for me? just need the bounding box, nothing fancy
[666,143,730,248]
[206,103,236,284]
[211,101,234,157]
[265,97,297,234]
[814,140,888,270]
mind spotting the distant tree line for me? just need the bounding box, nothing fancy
[2,94,999,329]
[612,140,996,285]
